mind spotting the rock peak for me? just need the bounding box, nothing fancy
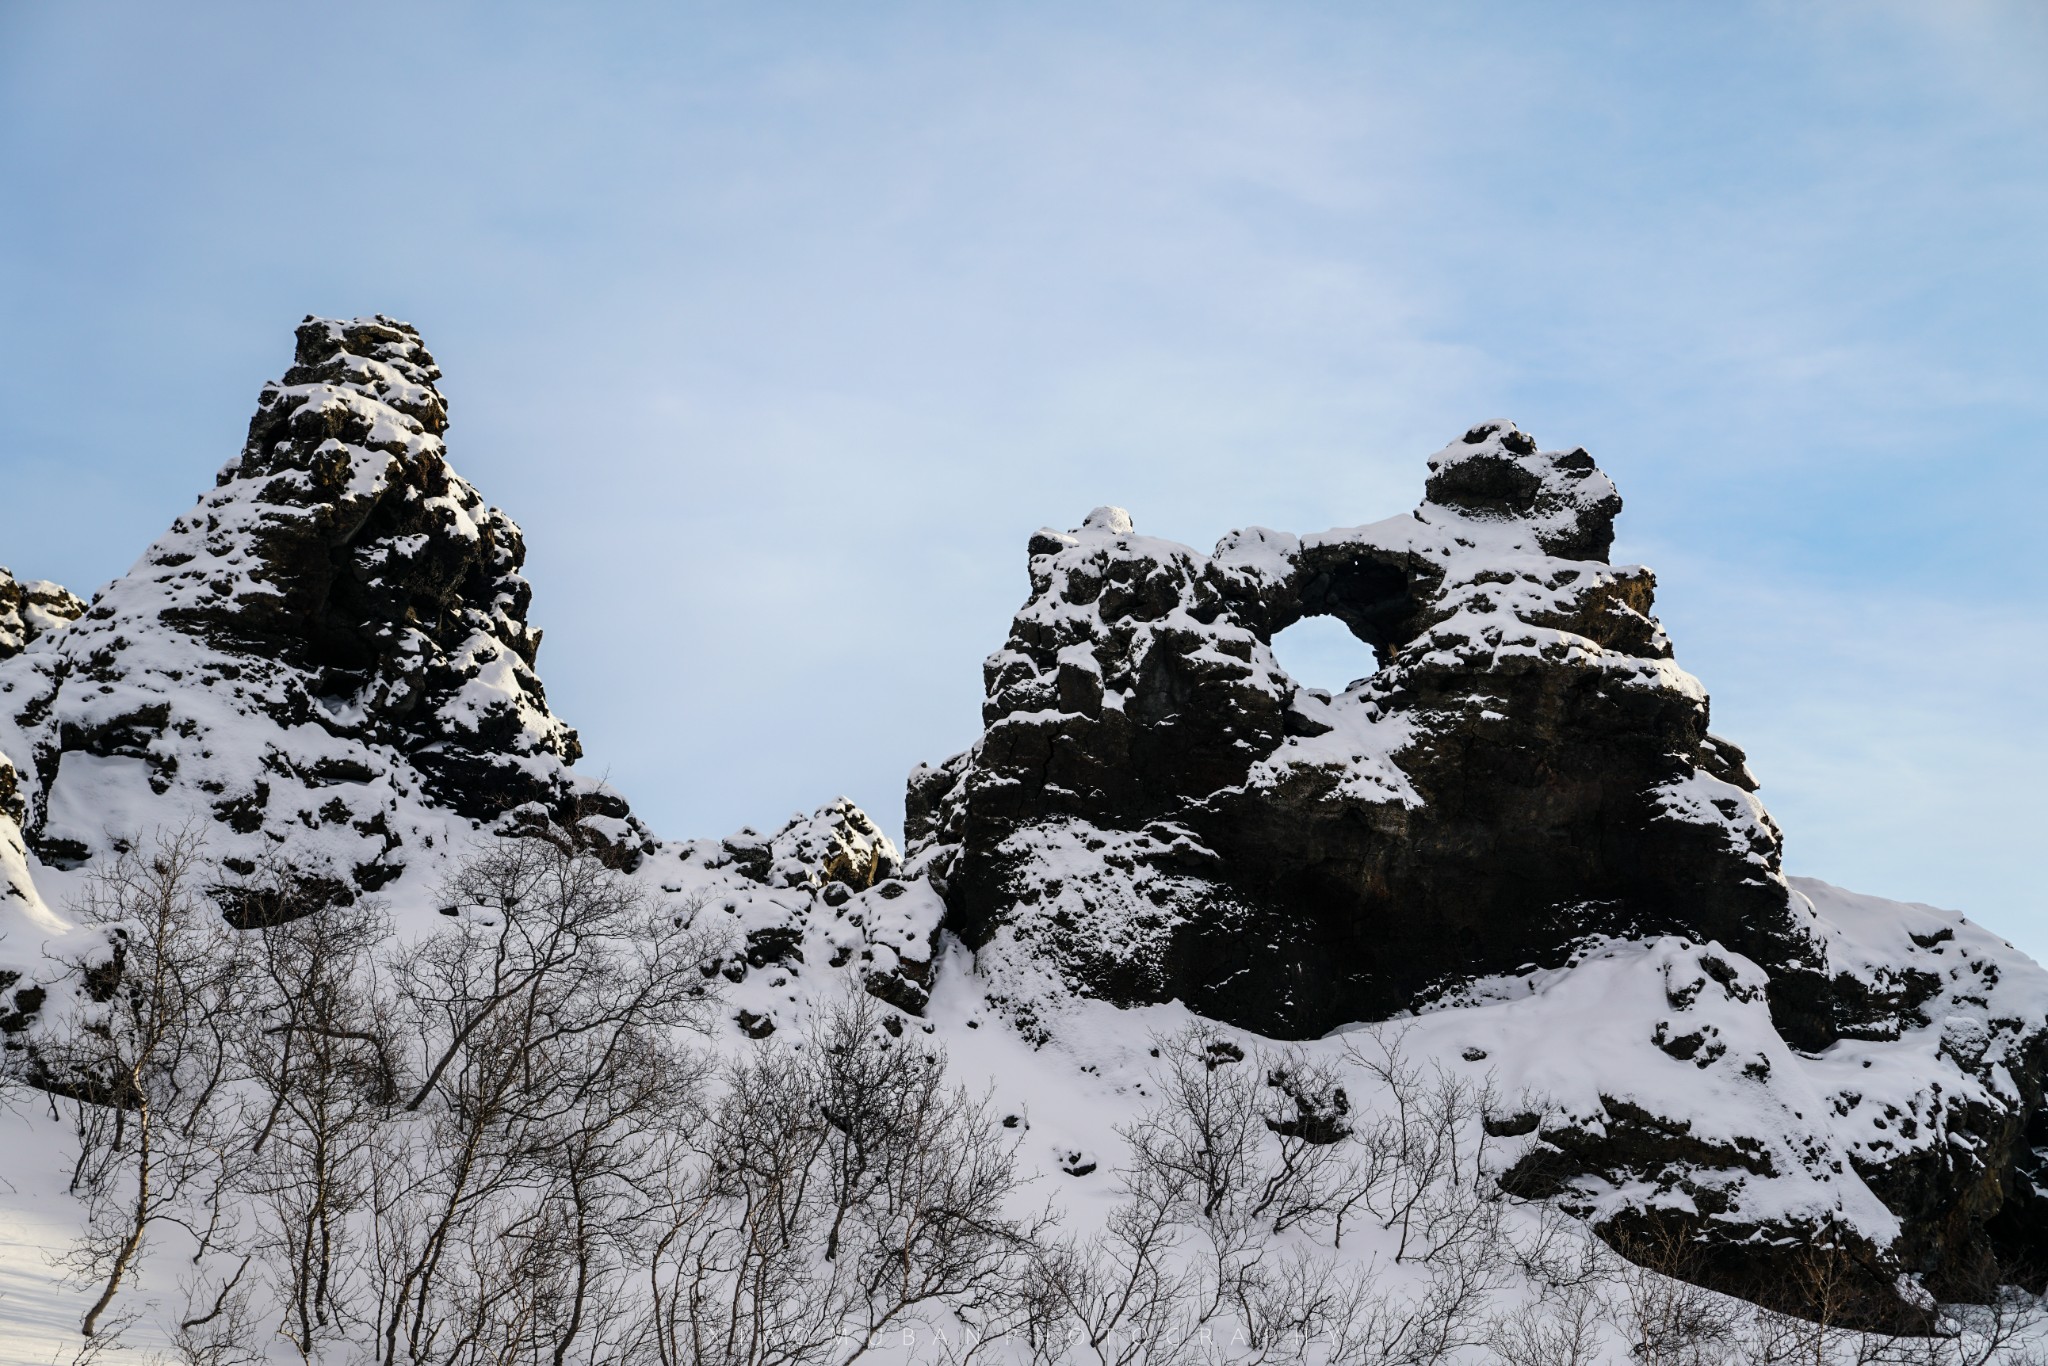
[0,315,614,908]
[1421,419,1622,560]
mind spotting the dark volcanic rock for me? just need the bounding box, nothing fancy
[909,422,1822,1040]
[172,315,581,818]
[0,316,605,902]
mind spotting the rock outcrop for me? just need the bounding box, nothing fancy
[0,316,602,911]
[907,421,2048,1322]
[909,421,1822,1039]
[652,798,946,1038]
[0,570,85,660]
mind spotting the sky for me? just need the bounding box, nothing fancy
[2,2,2044,954]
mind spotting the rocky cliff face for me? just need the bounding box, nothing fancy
[906,421,2048,1321]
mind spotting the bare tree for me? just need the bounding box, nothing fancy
[1251,1053,1357,1237]
[1121,1025,1265,1225]
[234,888,397,1359]
[171,1253,263,1366]
[48,827,247,1339]
[641,992,1047,1366]
[642,1038,839,1366]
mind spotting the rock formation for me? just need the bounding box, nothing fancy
[0,316,933,1052]
[909,421,1821,1038]
[0,317,609,913]
[2,320,2041,1334]
[907,421,2048,1322]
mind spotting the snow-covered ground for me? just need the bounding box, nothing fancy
[1,853,2041,1363]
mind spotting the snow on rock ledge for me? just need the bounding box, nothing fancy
[0,570,85,661]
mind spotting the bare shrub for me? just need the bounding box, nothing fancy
[1033,1023,1522,1366]
[1026,1161,1200,1366]
[1604,1222,1747,1366]
[1340,1026,1507,1268]
[1486,1278,1607,1366]
[640,992,1047,1366]
[1862,1282,2048,1366]
[369,836,719,1366]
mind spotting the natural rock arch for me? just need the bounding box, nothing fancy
[1260,546,1426,669]
[908,423,1819,1041]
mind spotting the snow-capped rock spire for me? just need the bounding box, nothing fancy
[0,315,614,910]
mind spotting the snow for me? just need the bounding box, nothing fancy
[0,763,2042,1365]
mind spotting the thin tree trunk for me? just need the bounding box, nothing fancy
[81,1098,151,1338]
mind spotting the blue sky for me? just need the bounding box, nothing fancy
[3,3,2044,952]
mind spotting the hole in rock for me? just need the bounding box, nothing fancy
[1269,615,1381,694]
